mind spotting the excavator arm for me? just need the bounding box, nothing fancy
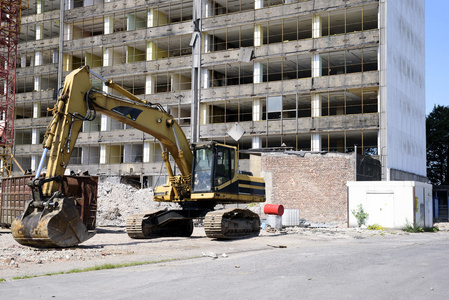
[12,66,194,247]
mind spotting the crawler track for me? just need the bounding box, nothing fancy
[204,208,260,239]
[126,210,194,238]
[126,211,160,239]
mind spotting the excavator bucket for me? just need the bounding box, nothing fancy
[11,196,95,248]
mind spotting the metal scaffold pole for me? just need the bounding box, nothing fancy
[190,0,202,144]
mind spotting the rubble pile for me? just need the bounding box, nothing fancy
[96,178,177,226]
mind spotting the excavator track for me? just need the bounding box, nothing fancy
[125,211,159,239]
[126,210,194,238]
[204,208,260,239]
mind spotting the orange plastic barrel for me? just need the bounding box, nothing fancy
[264,204,284,216]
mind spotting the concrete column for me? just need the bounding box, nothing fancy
[201,69,210,89]
[32,128,39,144]
[254,62,263,84]
[36,24,44,40]
[127,13,136,31]
[33,102,41,118]
[312,15,322,38]
[311,94,321,117]
[147,8,168,27]
[63,54,72,71]
[100,144,107,164]
[37,0,44,14]
[143,141,151,163]
[31,155,38,171]
[145,75,155,94]
[101,85,111,131]
[252,136,262,149]
[146,42,155,60]
[312,53,322,77]
[81,147,85,165]
[202,33,211,53]
[34,77,41,91]
[146,42,168,61]
[255,0,264,9]
[52,50,58,64]
[253,98,263,121]
[200,103,209,125]
[21,55,26,68]
[147,9,155,27]
[34,52,42,66]
[104,16,114,34]
[64,23,73,41]
[311,94,321,152]
[124,144,132,163]
[311,134,321,151]
[103,48,112,66]
[101,115,111,131]
[254,24,264,47]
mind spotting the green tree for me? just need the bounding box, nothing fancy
[426,105,449,185]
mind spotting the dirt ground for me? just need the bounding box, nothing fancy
[2,223,447,282]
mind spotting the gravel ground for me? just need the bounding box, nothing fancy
[1,178,447,282]
[2,222,445,281]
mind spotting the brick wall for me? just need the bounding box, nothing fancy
[261,153,355,227]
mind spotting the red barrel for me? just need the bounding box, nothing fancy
[264,204,284,216]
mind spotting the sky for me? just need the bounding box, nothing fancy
[425,0,449,114]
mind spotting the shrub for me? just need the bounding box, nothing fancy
[352,204,369,227]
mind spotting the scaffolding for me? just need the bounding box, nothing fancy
[0,1,25,177]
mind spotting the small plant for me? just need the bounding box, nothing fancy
[403,220,424,233]
[352,204,369,227]
[403,220,439,233]
[367,224,384,231]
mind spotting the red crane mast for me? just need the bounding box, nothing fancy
[0,1,25,177]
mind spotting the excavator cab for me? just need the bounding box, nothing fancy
[191,142,236,194]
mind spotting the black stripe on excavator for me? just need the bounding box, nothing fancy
[238,180,265,187]
[238,187,266,196]
[111,106,143,121]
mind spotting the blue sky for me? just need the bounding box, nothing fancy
[425,0,449,114]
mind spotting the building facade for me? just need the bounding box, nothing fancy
[13,0,425,185]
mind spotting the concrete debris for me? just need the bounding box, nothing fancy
[96,179,177,226]
[202,251,218,259]
[221,253,228,258]
[267,244,287,248]
[0,244,115,270]
[308,223,338,229]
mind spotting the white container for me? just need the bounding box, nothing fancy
[266,215,282,230]
[282,209,300,226]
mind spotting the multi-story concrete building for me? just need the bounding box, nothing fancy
[13,0,426,185]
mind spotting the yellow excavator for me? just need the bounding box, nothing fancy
[11,66,265,247]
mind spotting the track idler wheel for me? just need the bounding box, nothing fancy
[11,197,95,248]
